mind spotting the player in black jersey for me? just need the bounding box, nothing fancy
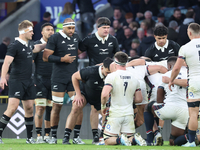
[43,18,83,144]
[33,23,54,144]
[0,20,46,144]
[145,25,180,61]
[79,17,119,66]
[79,17,119,143]
[62,57,113,145]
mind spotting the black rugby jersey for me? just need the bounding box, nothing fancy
[33,38,52,77]
[80,65,104,101]
[79,33,119,66]
[46,31,81,83]
[6,38,33,80]
[144,40,180,61]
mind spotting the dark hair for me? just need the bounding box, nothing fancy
[186,11,194,18]
[103,57,113,70]
[97,17,111,28]
[174,8,181,13]
[167,56,177,64]
[154,25,168,36]
[43,12,51,18]
[114,6,122,12]
[41,22,54,31]
[114,51,128,65]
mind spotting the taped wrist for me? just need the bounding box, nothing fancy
[48,55,61,63]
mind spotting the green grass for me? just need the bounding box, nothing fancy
[0,139,199,150]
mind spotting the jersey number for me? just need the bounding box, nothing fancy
[124,82,128,96]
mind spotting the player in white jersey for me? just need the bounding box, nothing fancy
[126,59,168,128]
[169,23,200,147]
[144,56,189,146]
[101,51,146,146]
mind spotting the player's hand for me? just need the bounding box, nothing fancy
[101,107,107,115]
[73,94,84,107]
[0,78,7,90]
[61,54,76,63]
[168,81,174,91]
[162,76,170,84]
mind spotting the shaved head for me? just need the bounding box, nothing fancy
[63,18,74,23]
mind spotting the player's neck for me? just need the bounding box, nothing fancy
[18,35,28,43]
[116,65,126,70]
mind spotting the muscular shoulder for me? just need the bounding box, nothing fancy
[168,40,180,48]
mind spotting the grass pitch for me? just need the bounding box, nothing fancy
[0,138,199,150]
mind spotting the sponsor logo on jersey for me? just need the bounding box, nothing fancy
[14,91,20,96]
[160,57,168,60]
[53,85,58,90]
[22,48,25,51]
[168,49,174,54]
[27,51,32,58]
[94,81,98,84]
[108,42,113,47]
[154,54,158,57]
[74,38,77,42]
[94,44,98,47]
[100,49,108,52]
[36,91,42,96]
[67,44,75,50]
[62,41,65,44]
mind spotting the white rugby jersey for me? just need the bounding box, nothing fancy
[126,66,148,102]
[105,70,140,117]
[159,67,187,109]
[179,38,200,79]
[146,61,167,89]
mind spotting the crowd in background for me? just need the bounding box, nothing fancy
[1,0,200,96]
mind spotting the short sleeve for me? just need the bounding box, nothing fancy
[80,67,90,81]
[135,79,141,90]
[6,43,17,57]
[104,74,113,87]
[144,48,152,59]
[178,46,186,60]
[79,37,88,52]
[46,35,57,51]
[173,42,180,56]
[113,37,120,54]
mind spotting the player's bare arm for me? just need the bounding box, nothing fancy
[72,71,84,107]
[101,85,112,115]
[134,90,143,103]
[148,65,168,75]
[0,56,14,89]
[126,58,145,67]
[32,43,47,53]
[162,76,187,87]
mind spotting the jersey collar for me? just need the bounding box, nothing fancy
[40,38,46,44]
[95,32,109,44]
[99,66,104,79]
[155,40,169,52]
[15,37,28,47]
[59,30,71,40]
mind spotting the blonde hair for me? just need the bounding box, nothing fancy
[18,20,33,31]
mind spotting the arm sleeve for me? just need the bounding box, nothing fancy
[104,74,113,87]
[144,48,152,59]
[79,38,88,52]
[80,67,90,81]
[173,42,180,56]
[45,35,56,51]
[178,46,186,59]
[113,37,120,54]
[6,43,17,57]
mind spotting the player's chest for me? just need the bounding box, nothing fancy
[17,46,32,59]
[57,38,78,51]
[88,40,114,54]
